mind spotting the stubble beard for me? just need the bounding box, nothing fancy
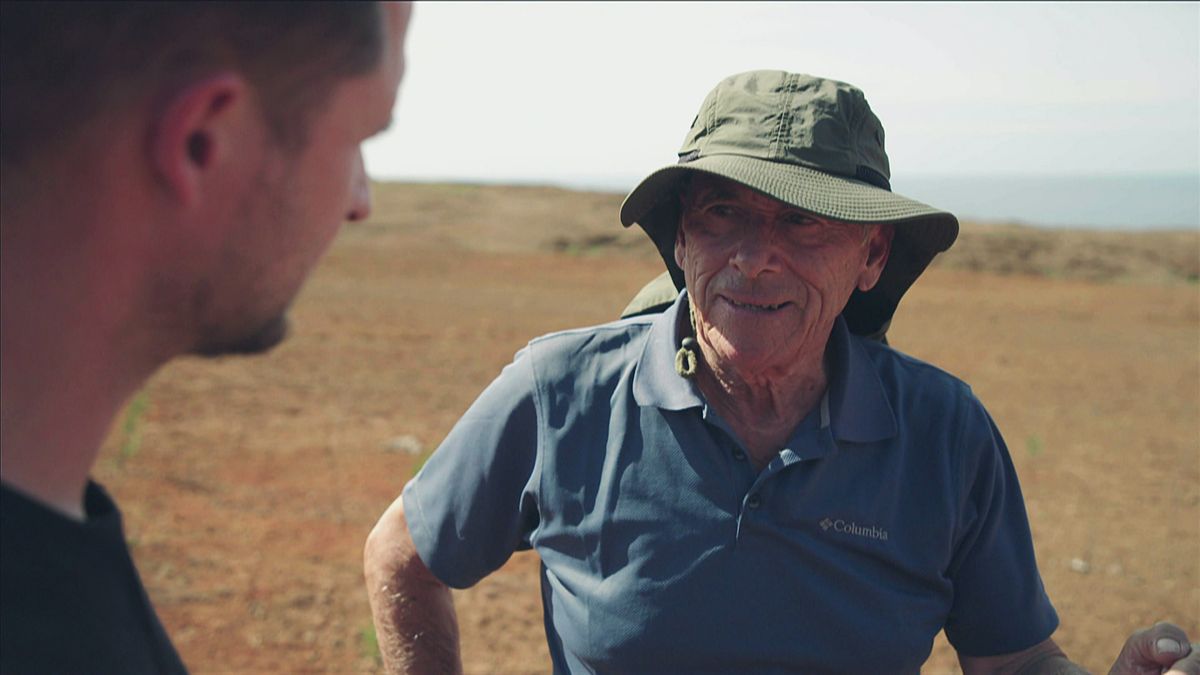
[192,312,291,357]
[187,162,300,359]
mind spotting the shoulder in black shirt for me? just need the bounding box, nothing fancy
[1,481,188,674]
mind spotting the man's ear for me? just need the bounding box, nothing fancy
[673,220,687,270]
[856,223,894,292]
[150,73,252,207]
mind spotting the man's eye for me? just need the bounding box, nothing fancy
[708,204,738,218]
[782,213,817,227]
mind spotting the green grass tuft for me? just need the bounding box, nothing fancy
[411,448,434,479]
[117,390,150,466]
[1025,435,1043,458]
[359,622,381,665]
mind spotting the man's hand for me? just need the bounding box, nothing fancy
[1108,623,1198,675]
[364,494,463,675]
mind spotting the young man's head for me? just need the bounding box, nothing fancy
[1,1,411,356]
[2,2,391,167]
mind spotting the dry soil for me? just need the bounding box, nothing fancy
[94,183,1200,674]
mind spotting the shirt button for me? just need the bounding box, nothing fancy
[732,448,747,461]
[746,494,761,509]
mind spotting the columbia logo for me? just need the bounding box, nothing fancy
[820,517,888,541]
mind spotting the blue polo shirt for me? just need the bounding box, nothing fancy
[403,291,1058,674]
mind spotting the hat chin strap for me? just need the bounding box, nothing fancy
[675,302,700,378]
[675,338,699,378]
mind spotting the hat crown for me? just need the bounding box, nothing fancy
[679,71,891,186]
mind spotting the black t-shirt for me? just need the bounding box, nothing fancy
[1,481,188,674]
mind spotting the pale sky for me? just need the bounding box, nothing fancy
[364,1,1200,192]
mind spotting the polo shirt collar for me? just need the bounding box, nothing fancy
[632,291,705,411]
[825,312,898,444]
[632,291,897,444]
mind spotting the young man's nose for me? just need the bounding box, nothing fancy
[346,152,372,222]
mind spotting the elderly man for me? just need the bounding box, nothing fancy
[365,71,1195,673]
[1,2,410,671]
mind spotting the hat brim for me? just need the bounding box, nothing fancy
[618,154,959,338]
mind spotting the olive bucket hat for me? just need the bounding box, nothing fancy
[619,70,959,339]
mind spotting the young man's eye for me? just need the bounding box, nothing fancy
[708,204,738,218]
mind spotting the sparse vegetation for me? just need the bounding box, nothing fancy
[359,622,381,666]
[411,448,433,479]
[115,390,149,466]
[1026,435,1044,458]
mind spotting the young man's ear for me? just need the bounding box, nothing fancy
[150,73,250,206]
[856,223,894,292]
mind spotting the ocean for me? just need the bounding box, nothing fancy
[552,172,1199,231]
[890,173,1199,231]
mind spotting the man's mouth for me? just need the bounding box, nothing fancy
[724,298,790,312]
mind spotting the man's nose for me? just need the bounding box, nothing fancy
[346,151,372,222]
[729,225,780,278]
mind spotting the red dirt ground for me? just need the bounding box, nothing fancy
[93,183,1199,674]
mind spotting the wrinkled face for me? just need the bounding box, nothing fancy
[674,174,892,376]
[193,3,411,356]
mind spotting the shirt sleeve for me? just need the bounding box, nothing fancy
[402,348,541,589]
[942,396,1059,656]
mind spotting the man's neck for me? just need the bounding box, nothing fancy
[0,323,161,520]
[1,212,167,520]
[695,349,828,469]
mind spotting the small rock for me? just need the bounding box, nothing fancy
[1069,558,1091,574]
[385,435,423,455]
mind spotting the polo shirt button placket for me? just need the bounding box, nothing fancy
[746,494,761,510]
[732,447,747,462]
